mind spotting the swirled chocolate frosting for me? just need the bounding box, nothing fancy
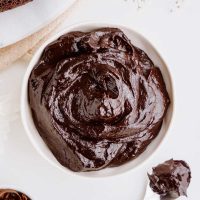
[0,189,30,200]
[28,28,170,172]
[148,159,191,198]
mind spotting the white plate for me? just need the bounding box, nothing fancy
[0,0,76,48]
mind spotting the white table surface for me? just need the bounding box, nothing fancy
[0,0,199,199]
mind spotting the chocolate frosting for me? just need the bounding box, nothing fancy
[0,189,30,200]
[148,159,191,198]
[28,28,170,172]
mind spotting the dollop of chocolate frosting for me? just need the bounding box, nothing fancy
[148,159,191,198]
[0,189,30,200]
[28,28,170,172]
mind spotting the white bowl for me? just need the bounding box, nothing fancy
[21,22,174,177]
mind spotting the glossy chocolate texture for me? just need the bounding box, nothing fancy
[28,28,170,172]
[0,189,30,200]
[148,159,191,198]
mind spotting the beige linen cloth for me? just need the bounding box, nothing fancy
[0,0,78,70]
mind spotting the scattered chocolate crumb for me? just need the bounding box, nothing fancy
[123,0,186,12]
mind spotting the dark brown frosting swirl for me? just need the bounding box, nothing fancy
[148,159,191,198]
[0,189,30,200]
[28,28,170,172]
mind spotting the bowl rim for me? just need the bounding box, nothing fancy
[21,21,175,179]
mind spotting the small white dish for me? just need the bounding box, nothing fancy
[21,22,174,178]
